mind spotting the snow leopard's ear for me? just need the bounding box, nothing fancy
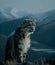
[22,19,27,28]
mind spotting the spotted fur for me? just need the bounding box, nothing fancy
[5,19,36,65]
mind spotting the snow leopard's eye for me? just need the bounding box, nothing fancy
[19,55,22,58]
[23,55,26,58]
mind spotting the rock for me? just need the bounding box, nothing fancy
[22,62,36,65]
[0,61,5,65]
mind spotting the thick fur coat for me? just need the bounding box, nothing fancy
[5,19,36,65]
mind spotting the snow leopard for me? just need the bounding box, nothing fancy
[5,19,36,65]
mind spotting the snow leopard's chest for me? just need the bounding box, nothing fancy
[18,37,31,53]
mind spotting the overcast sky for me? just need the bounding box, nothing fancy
[0,0,55,13]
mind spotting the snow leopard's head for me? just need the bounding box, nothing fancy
[22,19,36,33]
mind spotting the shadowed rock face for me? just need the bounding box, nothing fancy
[23,62,36,65]
[0,35,7,61]
[0,61,36,65]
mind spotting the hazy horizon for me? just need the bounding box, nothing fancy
[0,0,55,14]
